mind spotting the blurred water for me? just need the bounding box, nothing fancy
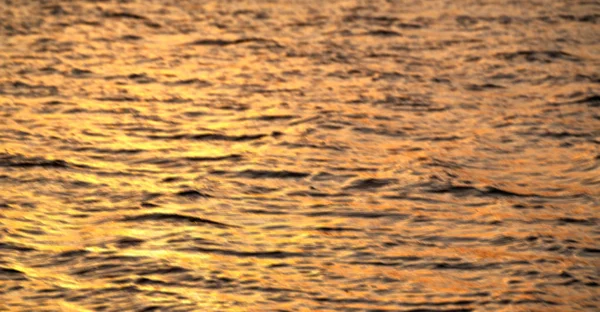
[1,0,599,311]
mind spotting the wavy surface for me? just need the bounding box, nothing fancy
[1,0,599,311]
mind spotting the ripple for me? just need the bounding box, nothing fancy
[120,213,237,228]
[235,169,310,179]
[147,133,268,142]
[0,153,90,169]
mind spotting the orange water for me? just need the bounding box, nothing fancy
[1,0,599,311]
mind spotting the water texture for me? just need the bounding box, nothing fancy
[1,0,599,311]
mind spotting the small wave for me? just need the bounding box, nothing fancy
[0,81,58,97]
[363,29,402,37]
[0,242,36,252]
[496,50,581,63]
[343,178,397,190]
[0,267,27,280]
[184,154,243,162]
[147,133,267,142]
[189,37,282,48]
[0,153,89,169]
[175,189,213,198]
[236,169,310,179]
[102,11,147,20]
[164,78,212,87]
[182,247,306,259]
[120,213,236,228]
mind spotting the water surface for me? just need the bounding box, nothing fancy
[1,0,599,311]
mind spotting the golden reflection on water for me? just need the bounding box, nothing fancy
[1,0,600,311]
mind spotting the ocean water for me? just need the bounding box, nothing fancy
[1,0,599,311]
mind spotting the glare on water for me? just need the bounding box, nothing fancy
[1,0,599,311]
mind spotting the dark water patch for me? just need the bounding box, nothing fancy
[243,285,307,295]
[513,299,558,306]
[71,68,93,77]
[115,237,145,248]
[0,153,90,169]
[120,213,236,228]
[184,154,242,162]
[175,189,213,198]
[0,81,58,97]
[312,296,373,304]
[396,22,424,29]
[419,235,480,244]
[183,247,306,259]
[96,96,141,102]
[161,176,182,183]
[414,135,462,142]
[496,50,581,63]
[579,248,600,257]
[58,250,89,258]
[247,88,303,95]
[429,262,501,271]
[240,114,296,121]
[164,78,212,87]
[71,147,145,155]
[352,126,405,137]
[189,38,282,48]
[127,73,156,84]
[426,184,545,198]
[239,186,279,195]
[64,107,142,115]
[138,305,164,312]
[241,208,287,215]
[121,34,143,41]
[558,14,599,23]
[287,190,340,197]
[0,242,35,252]
[465,83,505,91]
[135,277,171,286]
[489,235,518,246]
[402,309,473,312]
[536,130,592,139]
[139,266,189,276]
[456,15,478,27]
[572,95,600,107]
[73,19,102,26]
[344,178,397,190]
[557,217,595,225]
[0,267,27,280]
[372,71,407,81]
[144,20,161,28]
[133,157,180,166]
[147,133,267,142]
[343,15,399,26]
[481,186,537,197]
[236,169,310,179]
[426,184,481,196]
[374,95,447,112]
[401,300,477,308]
[305,211,408,220]
[311,172,355,182]
[183,111,208,117]
[347,260,410,266]
[288,115,321,126]
[103,11,147,20]
[575,74,600,83]
[315,226,361,232]
[363,29,402,37]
